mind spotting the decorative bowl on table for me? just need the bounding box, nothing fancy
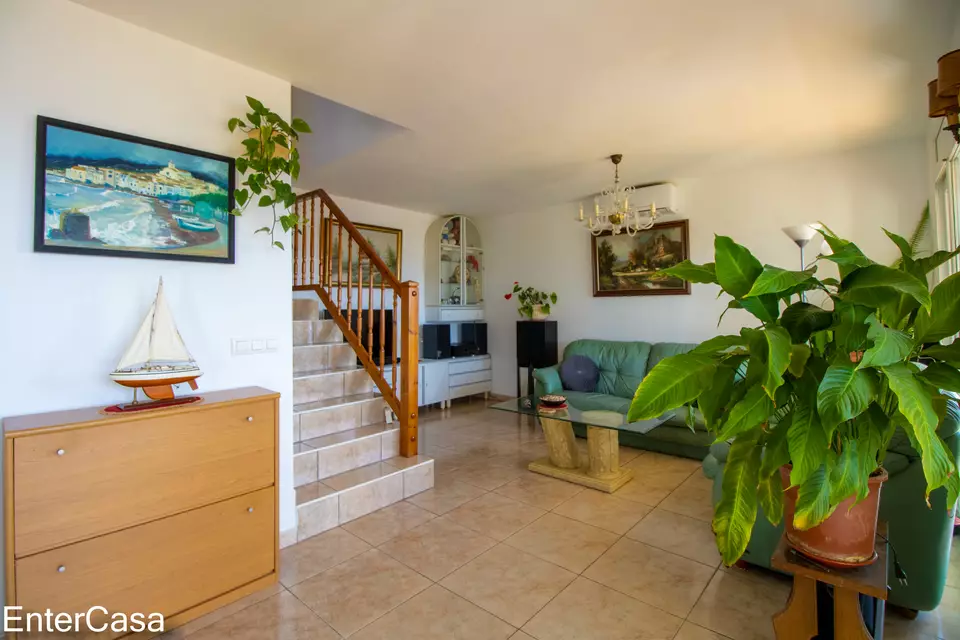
[538,394,567,408]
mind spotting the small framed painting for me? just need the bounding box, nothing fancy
[591,219,691,296]
[35,116,235,263]
[326,221,402,286]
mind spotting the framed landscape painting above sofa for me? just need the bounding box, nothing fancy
[591,219,690,296]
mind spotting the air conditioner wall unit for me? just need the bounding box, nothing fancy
[628,182,679,215]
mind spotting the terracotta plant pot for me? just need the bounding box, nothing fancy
[779,465,888,567]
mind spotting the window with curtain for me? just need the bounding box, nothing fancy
[934,144,960,281]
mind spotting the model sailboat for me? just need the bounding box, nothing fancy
[110,278,202,403]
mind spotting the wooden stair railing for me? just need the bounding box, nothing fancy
[292,188,419,457]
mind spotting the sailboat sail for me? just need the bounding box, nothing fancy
[114,279,196,372]
[148,281,194,364]
[115,298,155,371]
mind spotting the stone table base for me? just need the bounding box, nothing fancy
[529,419,633,493]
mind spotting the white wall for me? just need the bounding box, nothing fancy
[480,138,929,396]
[0,0,296,587]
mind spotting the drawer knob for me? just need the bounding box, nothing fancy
[57,565,66,573]
[247,507,254,513]
[56,449,65,456]
[246,416,254,422]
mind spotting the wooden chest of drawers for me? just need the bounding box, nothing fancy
[3,387,280,638]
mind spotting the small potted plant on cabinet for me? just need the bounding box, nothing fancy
[628,227,960,566]
[505,282,558,320]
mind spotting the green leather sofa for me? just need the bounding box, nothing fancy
[533,339,712,460]
[703,401,960,613]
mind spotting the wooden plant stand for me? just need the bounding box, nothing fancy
[772,522,888,639]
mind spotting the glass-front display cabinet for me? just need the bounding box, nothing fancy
[425,215,484,320]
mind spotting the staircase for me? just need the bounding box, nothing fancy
[290,190,433,542]
[291,298,434,541]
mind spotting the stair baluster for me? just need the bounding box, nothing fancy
[292,201,301,286]
[392,289,399,395]
[379,280,386,378]
[367,260,374,357]
[336,221,343,309]
[346,237,354,333]
[309,196,316,285]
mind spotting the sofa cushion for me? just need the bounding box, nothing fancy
[883,451,911,478]
[560,355,600,392]
[665,407,708,432]
[647,342,698,375]
[940,396,960,439]
[886,428,918,460]
[563,340,651,400]
[631,423,714,448]
[562,391,631,414]
[534,365,563,396]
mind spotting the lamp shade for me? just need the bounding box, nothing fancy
[929,79,960,117]
[782,224,820,246]
[938,48,960,98]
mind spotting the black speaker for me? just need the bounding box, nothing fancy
[422,323,451,359]
[460,322,488,356]
[517,320,558,368]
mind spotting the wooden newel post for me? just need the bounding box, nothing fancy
[399,281,419,457]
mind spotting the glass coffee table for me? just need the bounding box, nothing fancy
[491,396,671,492]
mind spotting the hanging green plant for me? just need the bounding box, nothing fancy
[227,96,312,249]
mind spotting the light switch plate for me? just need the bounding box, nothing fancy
[233,337,279,356]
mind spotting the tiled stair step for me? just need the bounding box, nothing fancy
[292,298,321,321]
[293,319,342,347]
[293,343,357,375]
[293,424,401,488]
[293,366,373,404]
[294,457,434,542]
[294,393,389,440]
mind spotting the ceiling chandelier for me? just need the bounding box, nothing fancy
[578,154,670,236]
[928,48,960,143]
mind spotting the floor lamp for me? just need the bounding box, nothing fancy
[782,224,821,301]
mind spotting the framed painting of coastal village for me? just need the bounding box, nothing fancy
[325,221,402,286]
[34,116,235,263]
[591,219,690,297]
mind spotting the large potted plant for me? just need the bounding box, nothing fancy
[628,226,960,566]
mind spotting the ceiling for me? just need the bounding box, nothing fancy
[75,0,959,215]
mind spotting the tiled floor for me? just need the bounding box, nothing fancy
[164,400,960,639]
